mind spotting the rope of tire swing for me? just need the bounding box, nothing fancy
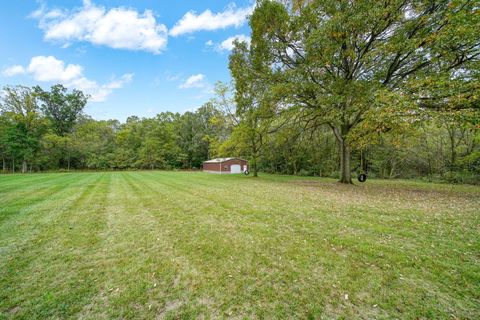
[357,150,368,183]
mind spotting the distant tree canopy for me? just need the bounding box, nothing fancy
[0,83,229,172]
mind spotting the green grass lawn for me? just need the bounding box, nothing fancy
[1,172,479,319]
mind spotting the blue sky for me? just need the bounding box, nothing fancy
[0,0,253,121]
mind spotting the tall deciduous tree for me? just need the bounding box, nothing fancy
[248,0,479,183]
[34,84,88,169]
[34,84,88,136]
[0,86,45,172]
[229,41,276,177]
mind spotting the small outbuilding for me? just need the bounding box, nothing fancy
[203,158,248,174]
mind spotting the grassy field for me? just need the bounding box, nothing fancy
[0,172,479,319]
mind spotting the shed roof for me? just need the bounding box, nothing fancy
[203,157,247,164]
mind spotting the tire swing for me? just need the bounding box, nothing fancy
[244,170,250,175]
[357,150,368,183]
[358,173,367,182]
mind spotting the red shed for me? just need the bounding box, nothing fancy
[203,158,248,174]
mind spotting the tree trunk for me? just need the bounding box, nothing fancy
[339,140,352,183]
[332,126,352,184]
[389,160,397,179]
[12,157,15,173]
[448,129,456,170]
[22,160,27,174]
[251,137,259,177]
[2,156,5,172]
[252,158,258,177]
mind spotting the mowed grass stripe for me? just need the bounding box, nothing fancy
[0,172,478,319]
[0,173,85,224]
[125,172,374,317]
[0,173,97,241]
[0,173,77,197]
[78,172,194,319]
[0,173,110,318]
[0,173,65,190]
[121,171,282,318]
[129,172,480,318]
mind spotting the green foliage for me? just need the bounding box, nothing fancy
[0,86,46,172]
[175,104,223,168]
[38,133,71,170]
[34,84,88,136]
[0,80,478,183]
[228,38,277,176]
[244,0,480,183]
[0,85,232,172]
[73,117,119,169]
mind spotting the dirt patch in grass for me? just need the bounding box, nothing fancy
[157,299,184,319]
[7,306,20,315]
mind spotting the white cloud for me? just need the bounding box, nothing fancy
[170,4,253,36]
[28,56,83,82]
[166,73,181,82]
[105,73,133,89]
[205,34,250,53]
[69,73,134,102]
[219,34,250,51]
[179,74,207,89]
[33,0,168,54]
[4,56,132,102]
[2,65,26,77]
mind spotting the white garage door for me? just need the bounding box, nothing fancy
[231,164,241,174]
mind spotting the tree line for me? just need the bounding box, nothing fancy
[0,81,478,183]
[0,84,230,173]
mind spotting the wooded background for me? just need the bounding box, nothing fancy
[0,82,478,184]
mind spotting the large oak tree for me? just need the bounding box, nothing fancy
[247,0,479,183]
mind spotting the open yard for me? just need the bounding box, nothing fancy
[0,172,479,319]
